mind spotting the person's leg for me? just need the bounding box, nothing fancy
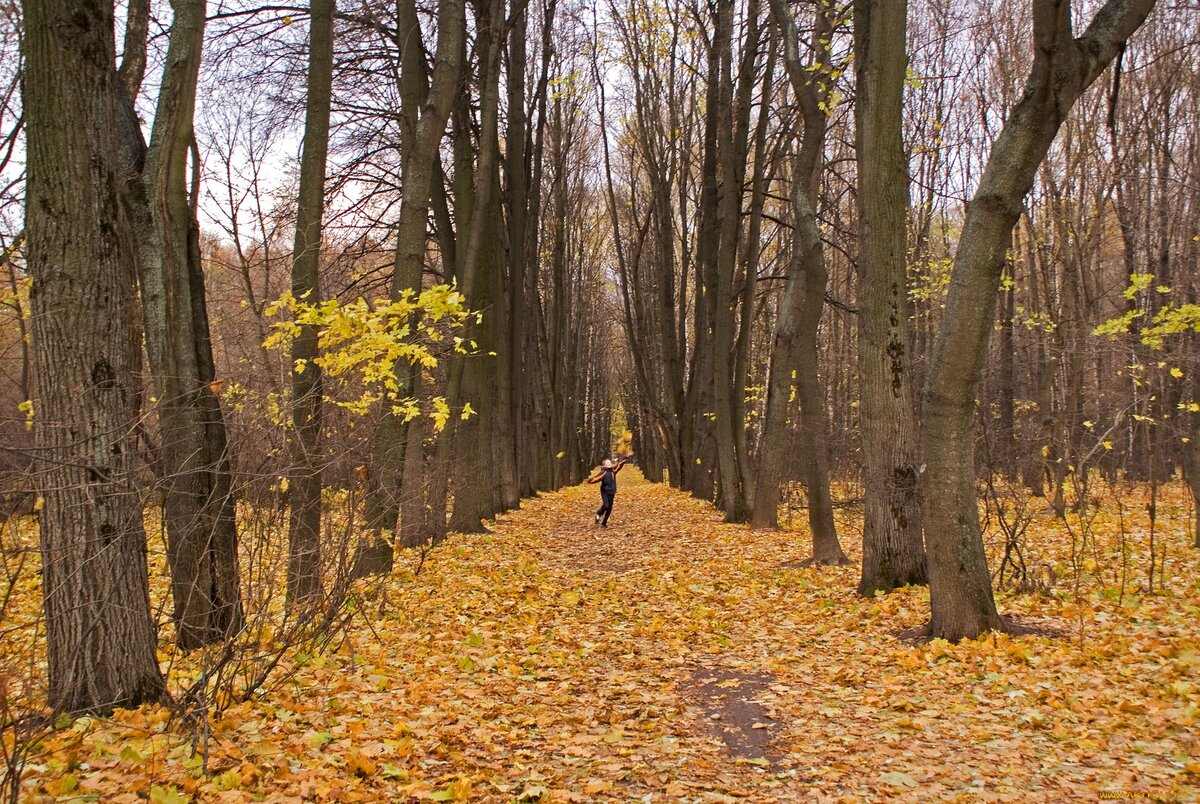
[601,491,615,526]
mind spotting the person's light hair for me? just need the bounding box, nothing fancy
[602,459,613,467]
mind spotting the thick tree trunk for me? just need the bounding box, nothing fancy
[426,0,503,540]
[710,0,757,522]
[24,0,165,712]
[361,0,464,558]
[505,5,530,505]
[286,0,334,605]
[920,0,1156,640]
[853,0,927,595]
[135,0,243,649]
[450,194,504,534]
[753,0,848,569]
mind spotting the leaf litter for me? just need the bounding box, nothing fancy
[5,470,1200,801]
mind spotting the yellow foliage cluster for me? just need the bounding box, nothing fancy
[264,285,478,426]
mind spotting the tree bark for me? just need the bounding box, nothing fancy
[753,0,849,566]
[505,3,531,504]
[1184,370,1200,548]
[710,0,758,522]
[134,0,244,649]
[426,0,503,540]
[854,0,927,595]
[286,0,334,605]
[997,268,1016,481]
[920,0,1156,640]
[683,0,722,504]
[24,0,165,712]
[362,0,464,559]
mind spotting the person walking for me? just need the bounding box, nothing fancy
[587,455,633,527]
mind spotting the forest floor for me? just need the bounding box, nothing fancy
[9,470,1200,802]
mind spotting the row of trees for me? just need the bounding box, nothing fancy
[10,0,1194,716]
[596,0,1170,640]
[20,0,621,714]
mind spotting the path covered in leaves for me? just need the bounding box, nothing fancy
[19,471,1200,801]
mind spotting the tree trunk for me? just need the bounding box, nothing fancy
[732,29,774,511]
[425,0,503,541]
[522,2,556,494]
[684,0,723,504]
[24,0,165,712]
[920,0,1156,640]
[450,192,504,533]
[854,0,927,595]
[753,0,848,567]
[1185,429,1200,548]
[997,269,1017,480]
[710,0,758,522]
[134,0,244,649]
[792,205,849,566]
[362,0,464,559]
[286,0,334,606]
[506,3,531,504]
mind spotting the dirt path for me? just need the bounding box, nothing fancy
[472,469,812,799]
[23,471,1199,801]
[431,471,1196,802]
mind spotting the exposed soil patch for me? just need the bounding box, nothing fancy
[689,666,777,762]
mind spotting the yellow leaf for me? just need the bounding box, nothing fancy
[347,750,377,777]
[213,768,241,791]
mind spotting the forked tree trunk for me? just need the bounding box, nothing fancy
[134,0,244,649]
[791,196,850,566]
[24,0,165,712]
[425,0,503,540]
[360,0,464,564]
[710,0,758,522]
[920,0,1156,640]
[753,0,849,566]
[853,0,927,595]
[286,0,334,606]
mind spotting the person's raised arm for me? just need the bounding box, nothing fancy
[614,455,633,473]
[586,468,603,484]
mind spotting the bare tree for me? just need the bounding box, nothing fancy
[854,0,926,594]
[754,0,849,566]
[920,0,1156,640]
[286,0,335,605]
[23,0,165,712]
